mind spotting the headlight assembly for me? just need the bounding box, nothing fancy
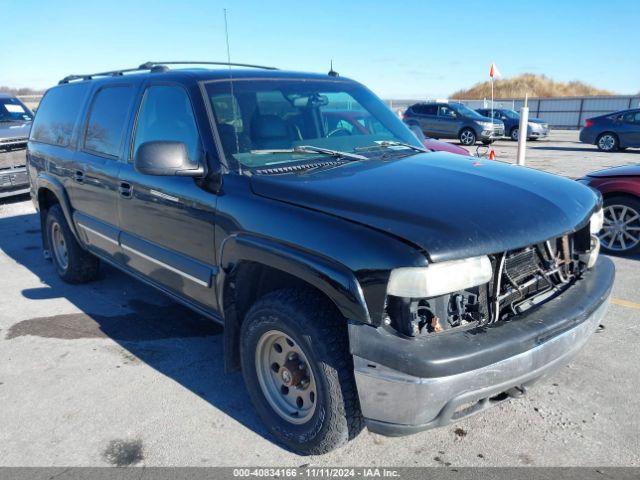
[590,207,604,234]
[387,256,492,298]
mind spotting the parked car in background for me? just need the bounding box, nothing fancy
[325,110,469,156]
[578,165,640,253]
[28,62,612,454]
[579,109,640,152]
[403,102,504,146]
[1,93,33,199]
[476,108,549,141]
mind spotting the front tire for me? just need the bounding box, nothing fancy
[45,204,99,283]
[459,128,476,146]
[596,132,619,152]
[240,289,363,455]
[599,196,640,254]
[510,128,519,141]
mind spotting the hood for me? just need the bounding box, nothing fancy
[528,117,547,124]
[587,164,640,178]
[423,138,469,156]
[250,153,598,262]
[0,120,31,140]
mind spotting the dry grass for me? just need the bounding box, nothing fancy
[451,73,613,99]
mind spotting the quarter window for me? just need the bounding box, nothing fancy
[30,83,89,147]
[84,86,135,157]
[133,86,201,162]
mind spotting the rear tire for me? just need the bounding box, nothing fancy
[596,132,619,152]
[240,289,363,455]
[459,128,476,146]
[45,204,99,283]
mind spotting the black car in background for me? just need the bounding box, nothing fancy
[476,108,549,141]
[1,93,33,199]
[403,102,504,146]
[580,109,640,152]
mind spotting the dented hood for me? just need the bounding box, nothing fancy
[250,153,599,262]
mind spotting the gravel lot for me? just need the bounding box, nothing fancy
[1,131,639,467]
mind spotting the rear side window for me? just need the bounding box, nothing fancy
[132,85,201,162]
[413,104,437,115]
[84,85,136,158]
[31,83,89,147]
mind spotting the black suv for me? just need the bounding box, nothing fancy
[1,93,33,199]
[403,101,504,146]
[27,62,613,454]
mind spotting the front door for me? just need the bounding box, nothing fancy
[117,84,217,309]
[436,105,460,138]
[619,110,640,147]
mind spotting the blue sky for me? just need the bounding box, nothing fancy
[2,0,638,98]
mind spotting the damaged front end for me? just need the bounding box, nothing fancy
[384,220,601,338]
[350,209,613,436]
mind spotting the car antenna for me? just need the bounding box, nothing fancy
[328,60,339,77]
[224,8,242,174]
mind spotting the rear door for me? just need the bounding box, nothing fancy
[619,110,640,147]
[70,83,138,258]
[117,83,217,309]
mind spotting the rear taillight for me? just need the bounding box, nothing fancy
[585,119,594,128]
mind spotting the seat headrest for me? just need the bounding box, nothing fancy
[251,114,289,140]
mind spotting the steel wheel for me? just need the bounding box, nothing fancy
[597,134,617,152]
[459,129,476,146]
[50,221,69,270]
[599,204,640,252]
[255,330,317,425]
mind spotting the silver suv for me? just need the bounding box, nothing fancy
[403,101,504,146]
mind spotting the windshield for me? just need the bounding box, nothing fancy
[451,103,487,120]
[501,109,520,119]
[205,78,421,169]
[0,97,34,122]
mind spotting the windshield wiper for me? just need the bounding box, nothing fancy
[362,140,430,153]
[251,145,367,162]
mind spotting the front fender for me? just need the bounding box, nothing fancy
[218,233,371,324]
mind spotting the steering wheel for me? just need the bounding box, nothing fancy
[326,128,352,138]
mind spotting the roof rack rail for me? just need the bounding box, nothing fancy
[138,61,278,71]
[58,64,169,84]
[58,61,277,85]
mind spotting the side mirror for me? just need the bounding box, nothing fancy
[134,141,204,177]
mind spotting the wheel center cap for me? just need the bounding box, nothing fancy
[281,369,292,386]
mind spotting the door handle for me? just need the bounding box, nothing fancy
[119,181,133,199]
[73,170,84,183]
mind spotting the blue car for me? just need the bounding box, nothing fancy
[579,109,640,152]
[477,108,550,141]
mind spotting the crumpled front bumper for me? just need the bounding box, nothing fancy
[349,256,614,436]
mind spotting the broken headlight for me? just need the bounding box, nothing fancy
[385,256,492,337]
[387,256,492,298]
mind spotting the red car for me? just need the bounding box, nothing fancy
[323,111,469,156]
[578,164,640,253]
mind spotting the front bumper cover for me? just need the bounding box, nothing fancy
[349,256,614,436]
